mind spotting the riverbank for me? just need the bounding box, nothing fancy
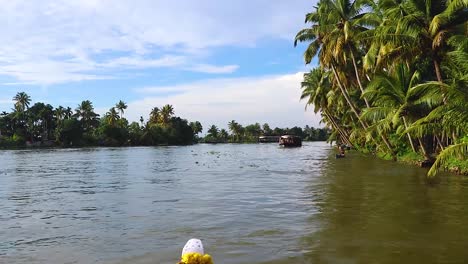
[369,148,468,176]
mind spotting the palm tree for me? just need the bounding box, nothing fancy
[207,125,219,138]
[190,121,203,135]
[13,92,31,112]
[160,104,174,126]
[64,107,73,119]
[116,100,127,117]
[428,142,468,177]
[361,63,432,158]
[150,107,160,124]
[55,106,65,125]
[228,120,242,141]
[75,100,99,131]
[105,107,120,126]
[220,129,229,141]
[301,68,352,146]
[373,0,468,85]
[296,0,396,156]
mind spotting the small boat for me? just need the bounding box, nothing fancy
[279,135,302,147]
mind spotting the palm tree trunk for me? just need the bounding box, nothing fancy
[418,138,430,160]
[331,64,366,128]
[331,63,395,157]
[435,135,444,151]
[433,58,447,104]
[324,110,352,146]
[402,116,417,152]
[350,50,370,108]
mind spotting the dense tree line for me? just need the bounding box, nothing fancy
[203,120,329,143]
[295,0,467,176]
[0,93,201,147]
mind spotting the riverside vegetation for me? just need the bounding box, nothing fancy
[0,93,327,148]
[0,94,199,147]
[295,0,467,177]
[202,121,329,143]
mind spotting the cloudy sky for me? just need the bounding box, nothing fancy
[0,0,321,130]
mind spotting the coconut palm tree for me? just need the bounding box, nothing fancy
[228,120,242,141]
[116,100,127,117]
[75,100,99,131]
[207,125,219,138]
[160,104,174,126]
[105,107,120,126]
[373,0,468,84]
[301,68,352,146]
[55,106,65,120]
[361,63,433,158]
[13,92,31,112]
[149,107,160,124]
[64,107,73,119]
[296,0,397,157]
[220,129,229,141]
[189,121,203,135]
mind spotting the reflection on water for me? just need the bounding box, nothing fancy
[0,143,467,264]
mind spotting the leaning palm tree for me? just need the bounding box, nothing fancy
[428,142,468,177]
[116,100,127,118]
[295,1,395,156]
[301,68,352,146]
[13,92,31,112]
[362,63,432,158]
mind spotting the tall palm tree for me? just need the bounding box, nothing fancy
[361,63,432,157]
[160,104,174,126]
[75,100,99,131]
[55,106,65,124]
[296,0,395,156]
[64,107,73,119]
[228,120,242,141]
[301,68,352,146]
[13,92,31,112]
[116,100,127,117]
[373,0,468,84]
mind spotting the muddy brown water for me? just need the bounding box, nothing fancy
[1,142,467,263]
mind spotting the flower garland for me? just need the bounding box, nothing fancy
[178,252,214,264]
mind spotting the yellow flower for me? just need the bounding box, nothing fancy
[179,253,213,264]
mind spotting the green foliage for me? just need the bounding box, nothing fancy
[0,94,200,148]
[203,121,328,143]
[296,0,468,177]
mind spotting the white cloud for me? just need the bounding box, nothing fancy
[0,0,312,84]
[189,64,240,74]
[125,72,322,129]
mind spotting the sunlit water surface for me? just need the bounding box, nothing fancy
[1,142,467,264]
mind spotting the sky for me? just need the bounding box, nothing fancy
[0,0,321,130]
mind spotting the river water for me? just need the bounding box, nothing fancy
[0,142,467,264]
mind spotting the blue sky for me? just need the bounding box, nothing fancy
[0,0,321,129]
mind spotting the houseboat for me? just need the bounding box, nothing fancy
[279,135,302,147]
